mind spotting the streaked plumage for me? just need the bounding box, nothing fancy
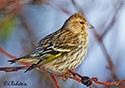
[8,13,94,73]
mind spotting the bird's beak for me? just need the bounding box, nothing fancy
[87,23,94,29]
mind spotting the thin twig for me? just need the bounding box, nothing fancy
[91,77,125,86]
[92,29,119,81]
[51,74,60,88]
[0,66,28,72]
[45,0,71,15]
[100,1,123,38]
[71,0,84,15]
[0,47,17,59]
[17,13,37,50]
[0,64,125,88]
[0,47,33,66]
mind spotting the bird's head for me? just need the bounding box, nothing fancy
[63,13,94,34]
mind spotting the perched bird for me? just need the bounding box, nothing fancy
[8,13,94,73]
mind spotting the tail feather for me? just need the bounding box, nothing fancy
[8,57,22,64]
[8,59,16,64]
[24,59,43,72]
[24,64,37,73]
[8,55,30,64]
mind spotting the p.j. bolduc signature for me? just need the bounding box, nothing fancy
[2,80,27,86]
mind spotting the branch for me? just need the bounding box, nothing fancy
[51,74,60,88]
[45,0,72,15]
[100,0,123,38]
[0,65,125,88]
[0,66,28,72]
[49,70,125,88]
[91,78,125,87]
[71,0,84,15]
[92,29,119,81]
[0,47,17,59]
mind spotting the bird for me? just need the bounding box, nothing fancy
[8,13,94,73]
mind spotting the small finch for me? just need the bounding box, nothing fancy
[8,13,94,73]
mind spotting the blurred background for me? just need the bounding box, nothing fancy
[0,0,125,88]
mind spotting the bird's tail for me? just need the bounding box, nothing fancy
[8,57,23,64]
[8,55,30,64]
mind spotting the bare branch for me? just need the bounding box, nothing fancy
[0,66,28,72]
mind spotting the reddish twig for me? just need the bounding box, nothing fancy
[0,0,23,14]
[51,74,60,88]
[0,66,28,72]
[62,71,125,88]
[0,65,124,88]
[91,77,125,86]
[0,47,17,59]
[0,0,21,10]
[0,47,32,66]
[51,70,125,88]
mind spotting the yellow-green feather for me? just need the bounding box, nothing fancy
[39,53,62,65]
[17,58,39,64]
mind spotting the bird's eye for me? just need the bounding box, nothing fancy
[80,22,84,24]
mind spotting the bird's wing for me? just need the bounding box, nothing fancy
[30,29,79,65]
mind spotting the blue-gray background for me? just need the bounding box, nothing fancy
[0,0,125,88]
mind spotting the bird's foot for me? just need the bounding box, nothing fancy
[62,72,71,81]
